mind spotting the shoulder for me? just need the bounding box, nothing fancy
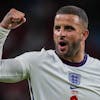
[87,54,100,65]
[15,49,57,72]
[15,48,56,62]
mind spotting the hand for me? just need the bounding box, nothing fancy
[0,8,26,29]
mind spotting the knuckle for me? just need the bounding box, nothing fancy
[10,8,16,12]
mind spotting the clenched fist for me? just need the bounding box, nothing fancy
[0,8,26,29]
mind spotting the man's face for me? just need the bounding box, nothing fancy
[53,14,87,58]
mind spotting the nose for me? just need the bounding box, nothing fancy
[59,28,66,37]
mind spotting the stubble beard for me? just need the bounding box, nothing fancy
[55,39,82,59]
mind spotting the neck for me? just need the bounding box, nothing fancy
[57,53,87,67]
[61,51,85,63]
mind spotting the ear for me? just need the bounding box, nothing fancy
[82,29,89,41]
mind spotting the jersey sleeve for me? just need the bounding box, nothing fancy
[0,27,10,58]
[0,58,29,83]
[0,27,29,83]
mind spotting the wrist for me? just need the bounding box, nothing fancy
[0,23,10,32]
[0,23,10,30]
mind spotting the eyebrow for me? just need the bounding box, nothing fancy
[54,25,75,30]
[54,25,60,29]
[64,25,75,30]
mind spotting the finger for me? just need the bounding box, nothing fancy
[10,8,25,17]
[11,17,26,24]
[9,8,25,21]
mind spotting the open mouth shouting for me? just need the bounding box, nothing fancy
[58,40,69,53]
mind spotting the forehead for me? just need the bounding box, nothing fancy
[54,14,81,26]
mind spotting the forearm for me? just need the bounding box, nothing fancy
[0,27,10,58]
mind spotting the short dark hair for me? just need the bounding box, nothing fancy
[56,5,88,28]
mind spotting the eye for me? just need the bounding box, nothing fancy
[54,25,61,30]
[64,25,75,31]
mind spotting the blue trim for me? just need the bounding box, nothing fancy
[56,52,87,67]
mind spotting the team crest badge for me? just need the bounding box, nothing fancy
[69,73,81,85]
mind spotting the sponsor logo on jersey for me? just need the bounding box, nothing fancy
[70,85,77,89]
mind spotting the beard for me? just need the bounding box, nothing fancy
[55,39,82,58]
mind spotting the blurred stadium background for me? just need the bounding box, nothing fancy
[0,0,100,100]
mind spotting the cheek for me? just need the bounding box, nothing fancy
[72,35,83,44]
[70,32,82,40]
[53,30,60,36]
[53,34,57,43]
[53,30,59,39]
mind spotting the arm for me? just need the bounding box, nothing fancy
[0,27,10,58]
[0,8,26,58]
[0,8,28,83]
[0,58,28,83]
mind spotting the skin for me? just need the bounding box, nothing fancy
[53,14,89,63]
[0,8,26,29]
[0,8,89,63]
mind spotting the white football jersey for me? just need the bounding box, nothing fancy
[0,27,100,100]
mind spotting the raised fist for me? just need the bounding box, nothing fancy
[0,8,26,29]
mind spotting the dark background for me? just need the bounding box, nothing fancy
[0,0,100,100]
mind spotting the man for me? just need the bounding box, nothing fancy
[0,5,100,100]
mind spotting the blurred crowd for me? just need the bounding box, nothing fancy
[0,0,100,100]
